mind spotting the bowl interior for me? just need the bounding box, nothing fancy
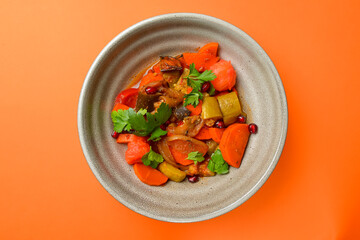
[78,13,287,222]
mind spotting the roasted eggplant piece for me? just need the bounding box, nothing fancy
[174,106,191,120]
[135,92,159,112]
[159,56,183,72]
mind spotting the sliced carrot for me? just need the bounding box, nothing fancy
[139,71,163,87]
[198,42,219,56]
[133,163,168,186]
[125,141,150,165]
[186,100,202,116]
[168,139,208,165]
[183,52,219,71]
[209,60,236,91]
[209,127,226,143]
[112,103,129,112]
[219,124,250,168]
[194,127,211,140]
[116,134,147,144]
[187,86,193,94]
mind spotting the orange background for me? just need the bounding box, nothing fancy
[1,0,360,239]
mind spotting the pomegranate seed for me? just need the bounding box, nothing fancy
[188,175,199,183]
[160,124,166,130]
[237,115,246,123]
[201,82,211,92]
[215,120,225,129]
[165,120,171,125]
[248,123,258,134]
[145,87,157,94]
[198,66,204,72]
[111,131,120,139]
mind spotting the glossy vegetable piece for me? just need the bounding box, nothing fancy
[112,103,130,112]
[195,127,211,140]
[198,160,215,177]
[114,88,139,108]
[158,162,186,182]
[205,139,218,155]
[125,140,150,164]
[174,106,191,120]
[133,163,168,186]
[201,96,222,120]
[217,92,242,126]
[219,123,250,168]
[198,42,219,56]
[135,92,159,112]
[159,56,182,72]
[182,52,219,71]
[163,71,181,87]
[186,100,202,116]
[139,71,163,88]
[167,135,208,165]
[209,127,225,143]
[116,134,147,144]
[209,60,236,91]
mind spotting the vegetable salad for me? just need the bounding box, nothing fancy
[111,43,257,186]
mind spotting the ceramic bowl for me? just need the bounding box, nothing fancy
[78,13,288,222]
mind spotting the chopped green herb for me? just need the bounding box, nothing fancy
[187,151,205,165]
[207,149,229,174]
[141,147,164,168]
[148,126,167,141]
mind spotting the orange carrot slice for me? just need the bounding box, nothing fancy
[183,52,219,71]
[198,42,219,56]
[194,127,211,140]
[209,127,226,143]
[209,60,236,91]
[112,103,129,112]
[116,134,147,144]
[125,141,150,165]
[133,163,168,186]
[186,100,202,116]
[219,124,250,168]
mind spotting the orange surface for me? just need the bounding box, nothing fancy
[1,0,360,239]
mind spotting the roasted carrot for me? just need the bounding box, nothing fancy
[112,103,130,112]
[183,52,219,71]
[139,72,163,87]
[198,42,219,56]
[209,127,226,143]
[209,60,236,91]
[133,163,168,186]
[219,124,250,168]
[168,138,208,165]
[125,141,150,165]
[194,127,211,140]
[186,100,202,116]
[117,134,147,144]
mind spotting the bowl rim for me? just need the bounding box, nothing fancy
[77,12,288,223]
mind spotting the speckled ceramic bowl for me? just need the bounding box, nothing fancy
[78,13,288,222]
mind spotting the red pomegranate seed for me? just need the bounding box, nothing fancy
[201,82,211,92]
[165,120,171,125]
[111,131,120,139]
[160,124,166,130]
[145,87,157,94]
[237,115,246,123]
[188,175,199,183]
[215,120,225,129]
[248,123,258,134]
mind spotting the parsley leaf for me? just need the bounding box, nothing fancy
[183,91,203,107]
[141,147,164,168]
[208,82,216,96]
[207,149,229,174]
[148,126,167,141]
[111,109,132,133]
[187,151,205,165]
[111,103,172,138]
[184,63,217,107]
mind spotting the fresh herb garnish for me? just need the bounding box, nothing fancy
[187,151,205,165]
[207,149,229,174]
[148,126,167,141]
[141,147,164,168]
[184,63,217,107]
[111,103,171,138]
